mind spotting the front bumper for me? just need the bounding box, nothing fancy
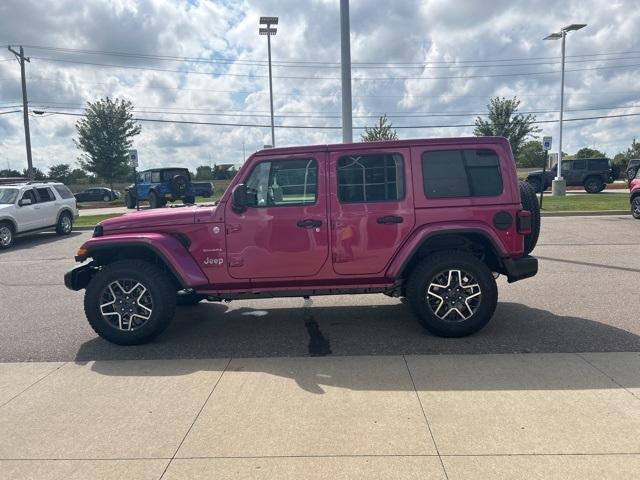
[502,255,538,283]
[64,263,98,291]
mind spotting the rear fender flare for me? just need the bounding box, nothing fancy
[386,223,508,280]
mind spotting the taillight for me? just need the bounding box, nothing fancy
[517,210,532,235]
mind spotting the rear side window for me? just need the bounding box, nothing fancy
[422,149,502,198]
[151,172,161,183]
[36,187,55,202]
[588,159,609,170]
[572,160,586,170]
[337,153,404,203]
[53,184,74,199]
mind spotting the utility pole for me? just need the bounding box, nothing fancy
[259,16,278,148]
[7,45,33,180]
[340,0,353,143]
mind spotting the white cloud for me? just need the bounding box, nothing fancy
[0,0,639,175]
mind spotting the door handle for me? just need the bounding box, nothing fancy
[377,215,403,225]
[297,219,322,229]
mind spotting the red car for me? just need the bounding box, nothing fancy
[65,137,540,345]
[630,173,640,219]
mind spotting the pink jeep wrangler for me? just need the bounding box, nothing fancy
[65,137,540,345]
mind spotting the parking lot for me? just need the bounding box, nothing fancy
[1,215,638,362]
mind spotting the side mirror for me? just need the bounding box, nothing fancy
[19,198,32,206]
[232,184,249,212]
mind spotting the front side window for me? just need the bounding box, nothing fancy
[245,158,317,207]
[422,149,502,198]
[337,153,404,203]
[0,188,18,204]
[20,189,37,204]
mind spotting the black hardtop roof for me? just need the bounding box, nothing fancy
[139,167,190,173]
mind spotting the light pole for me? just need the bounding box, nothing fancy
[259,16,278,148]
[544,23,586,196]
[340,0,353,143]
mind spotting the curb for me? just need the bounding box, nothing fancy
[541,210,630,217]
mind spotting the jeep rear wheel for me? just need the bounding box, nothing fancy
[84,260,176,345]
[0,222,14,250]
[125,193,136,209]
[56,211,73,236]
[632,197,640,220]
[406,251,497,337]
[584,176,604,193]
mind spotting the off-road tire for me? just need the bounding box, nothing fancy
[171,175,189,196]
[584,176,604,194]
[183,195,195,205]
[0,221,15,250]
[406,251,497,337]
[84,260,176,345]
[632,196,640,220]
[149,191,161,209]
[55,211,73,236]
[627,168,638,181]
[176,290,204,306]
[125,193,136,209]
[519,180,540,255]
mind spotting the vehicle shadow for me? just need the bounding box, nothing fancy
[75,300,640,369]
[0,231,82,253]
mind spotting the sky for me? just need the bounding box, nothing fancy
[0,0,639,174]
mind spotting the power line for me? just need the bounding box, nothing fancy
[16,43,640,67]
[0,110,21,115]
[22,109,640,129]
[27,55,640,81]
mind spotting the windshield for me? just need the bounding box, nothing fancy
[0,188,18,204]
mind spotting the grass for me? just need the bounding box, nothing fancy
[539,193,630,212]
[75,213,122,227]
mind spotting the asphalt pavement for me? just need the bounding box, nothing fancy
[1,215,639,362]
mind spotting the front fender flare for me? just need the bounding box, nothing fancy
[77,233,208,288]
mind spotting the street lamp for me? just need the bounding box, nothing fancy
[544,23,586,196]
[259,16,278,148]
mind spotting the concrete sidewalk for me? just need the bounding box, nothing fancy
[1,353,640,479]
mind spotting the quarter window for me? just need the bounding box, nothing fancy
[337,153,404,203]
[245,158,317,207]
[422,149,502,198]
[53,185,74,199]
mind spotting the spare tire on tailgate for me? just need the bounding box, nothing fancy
[519,180,540,255]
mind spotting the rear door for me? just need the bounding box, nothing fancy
[329,148,415,275]
[225,153,329,280]
[35,187,59,227]
[566,159,586,185]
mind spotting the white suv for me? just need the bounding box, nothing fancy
[0,182,79,250]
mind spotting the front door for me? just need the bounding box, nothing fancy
[225,154,329,280]
[329,148,415,275]
[14,189,41,232]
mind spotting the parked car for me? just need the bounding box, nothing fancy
[526,158,614,193]
[0,182,78,250]
[65,137,540,345]
[626,159,640,181]
[74,187,120,203]
[630,169,640,219]
[124,168,213,209]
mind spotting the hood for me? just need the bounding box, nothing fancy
[100,205,213,233]
[0,204,14,212]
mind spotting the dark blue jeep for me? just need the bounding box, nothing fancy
[125,168,213,209]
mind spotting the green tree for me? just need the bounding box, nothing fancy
[473,96,541,157]
[22,167,46,180]
[196,165,213,180]
[48,163,71,183]
[361,115,398,142]
[0,168,22,177]
[516,140,545,168]
[574,147,606,158]
[74,97,141,191]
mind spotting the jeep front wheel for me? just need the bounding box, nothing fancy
[125,193,136,209]
[632,197,640,220]
[406,251,497,337]
[84,260,176,345]
[149,191,161,208]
